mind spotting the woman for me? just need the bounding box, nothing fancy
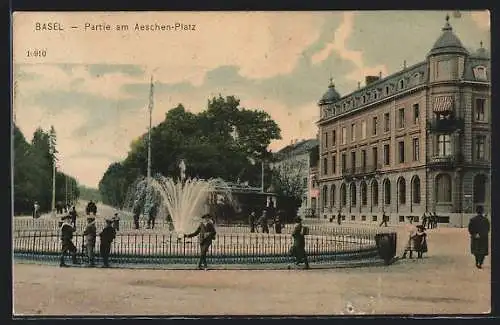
[413,225,428,258]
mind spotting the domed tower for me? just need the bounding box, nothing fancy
[318,78,341,120]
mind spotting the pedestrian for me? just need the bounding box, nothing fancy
[468,206,490,269]
[258,210,269,234]
[274,212,283,234]
[83,216,97,266]
[33,201,40,219]
[289,217,310,269]
[248,211,256,233]
[422,212,428,228]
[59,215,79,267]
[379,210,389,227]
[184,214,217,270]
[133,202,141,230]
[91,201,97,216]
[112,212,120,231]
[85,201,92,216]
[401,223,417,259]
[147,204,157,229]
[413,225,428,258]
[99,218,117,268]
[337,210,342,225]
[69,206,78,229]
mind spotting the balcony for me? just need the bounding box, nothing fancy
[427,117,464,133]
[353,164,382,177]
[428,154,464,169]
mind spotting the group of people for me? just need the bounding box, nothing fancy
[248,209,283,234]
[421,212,439,229]
[85,200,98,216]
[59,214,117,268]
[132,203,158,230]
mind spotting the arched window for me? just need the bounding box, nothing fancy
[473,174,487,203]
[350,183,357,206]
[398,177,406,205]
[323,157,328,175]
[411,176,421,204]
[361,181,368,206]
[340,183,347,207]
[384,179,391,205]
[330,184,336,207]
[372,180,379,206]
[322,185,328,207]
[435,174,452,202]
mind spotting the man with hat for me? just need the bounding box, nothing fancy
[289,216,310,269]
[99,218,117,268]
[59,215,79,267]
[468,205,490,269]
[184,214,217,270]
[83,216,97,266]
[112,212,120,231]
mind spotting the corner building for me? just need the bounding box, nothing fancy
[316,16,490,227]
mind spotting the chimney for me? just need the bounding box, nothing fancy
[357,81,361,89]
[403,60,407,69]
[365,75,380,86]
[379,71,382,79]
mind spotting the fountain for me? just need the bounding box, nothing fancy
[122,160,233,238]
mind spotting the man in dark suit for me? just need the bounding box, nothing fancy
[59,215,79,267]
[184,214,217,270]
[290,217,310,269]
[99,219,116,268]
[468,205,490,269]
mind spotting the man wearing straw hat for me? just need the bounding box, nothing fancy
[184,214,217,270]
[59,215,79,267]
[83,216,97,266]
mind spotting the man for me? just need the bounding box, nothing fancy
[90,200,97,216]
[133,202,141,230]
[289,217,310,269]
[184,214,217,270]
[147,204,157,230]
[468,206,490,269]
[248,211,256,233]
[99,218,116,268]
[59,215,79,267]
[274,211,283,234]
[258,210,269,234]
[337,210,342,225]
[379,210,389,227]
[69,206,78,229]
[112,212,120,231]
[33,201,40,219]
[422,212,428,229]
[83,216,97,266]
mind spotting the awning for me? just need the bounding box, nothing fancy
[433,96,454,113]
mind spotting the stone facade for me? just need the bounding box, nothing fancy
[315,16,490,227]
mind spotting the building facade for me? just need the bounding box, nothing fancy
[316,16,490,227]
[271,139,319,217]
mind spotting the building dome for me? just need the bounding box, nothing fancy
[319,78,341,104]
[472,41,490,59]
[428,15,468,56]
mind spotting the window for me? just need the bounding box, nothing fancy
[437,134,451,156]
[398,177,406,205]
[436,60,452,80]
[476,135,486,160]
[435,174,452,202]
[384,113,390,132]
[330,185,336,207]
[322,186,328,207]
[351,151,356,171]
[475,98,485,121]
[340,183,347,207]
[372,180,379,206]
[473,175,487,203]
[384,179,391,205]
[372,116,378,135]
[350,183,357,206]
[332,130,337,146]
[341,127,347,145]
[383,144,390,165]
[323,157,328,175]
[413,104,420,124]
[473,66,487,81]
[351,123,356,141]
[412,176,421,204]
[398,108,405,128]
[361,150,367,169]
[373,147,378,167]
[332,155,336,174]
[399,79,404,90]
[303,177,308,188]
[324,132,329,148]
[385,86,390,96]
[361,182,367,206]
[361,120,367,139]
[398,141,405,163]
[341,153,347,172]
[374,91,378,100]
[412,138,420,161]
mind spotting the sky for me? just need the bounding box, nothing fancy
[12,11,490,188]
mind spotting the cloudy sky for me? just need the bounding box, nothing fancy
[13,11,490,188]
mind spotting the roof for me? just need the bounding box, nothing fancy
[274,139,319,160]
[318,79,341,104]
[428,15,468,56]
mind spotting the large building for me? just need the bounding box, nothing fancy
[271,139,319,217]
[315,16,490,227]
